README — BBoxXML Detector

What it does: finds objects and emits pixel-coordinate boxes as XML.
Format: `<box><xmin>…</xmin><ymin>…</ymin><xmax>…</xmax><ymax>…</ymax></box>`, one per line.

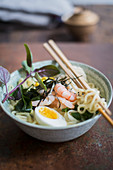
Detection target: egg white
<box><xmin>35</xmin><ymin>106</ymin><xmax>67</xmax><ymax>127</ymax></box>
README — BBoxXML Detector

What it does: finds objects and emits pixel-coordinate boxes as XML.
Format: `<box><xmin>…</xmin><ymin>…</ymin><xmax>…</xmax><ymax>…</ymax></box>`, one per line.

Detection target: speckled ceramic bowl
<box><xmin>0</xmin><ymin>60</ymin><xmax>112</xmax><ymax>142</ymax></box>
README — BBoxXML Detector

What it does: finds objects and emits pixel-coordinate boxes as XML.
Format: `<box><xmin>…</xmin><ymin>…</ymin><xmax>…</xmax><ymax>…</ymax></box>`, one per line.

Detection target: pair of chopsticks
<box><xmin>43</xmin><ymin>40</ymin><xmax>113</xmax><ymax>126</ymax></box>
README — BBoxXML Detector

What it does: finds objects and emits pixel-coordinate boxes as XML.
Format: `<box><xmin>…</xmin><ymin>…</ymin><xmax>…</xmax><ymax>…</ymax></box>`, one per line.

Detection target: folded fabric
<box><xmin>0</xmin><ymin>10</ymin><xmax>51</xmax><ymax>27</ymax></box>
<box><xmin>0</xmin><ymin>0</ymin><xmax>74</xmax><ymax>27</ymax></box>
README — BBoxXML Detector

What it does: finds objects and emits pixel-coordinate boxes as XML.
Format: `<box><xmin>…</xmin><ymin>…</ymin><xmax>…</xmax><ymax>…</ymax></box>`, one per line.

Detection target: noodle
<box><xmin>9</xmin><ymin>66</ymin><xmax>107</xmax><ymax>126</ymax></box>
<box><xmin>76</xmin><ymin>88</ymin><xmax>107</xmax><ymax>114</ymax></box>
<box><xmin>64</xmin><ymin>110</ymin><xmax>80</xmax><ymax>125</ymax></box>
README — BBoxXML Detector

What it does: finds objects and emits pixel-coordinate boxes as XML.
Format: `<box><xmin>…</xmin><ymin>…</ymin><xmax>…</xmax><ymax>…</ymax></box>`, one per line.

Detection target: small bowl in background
<box><xmin>61</xmin><ymin>7</ymin><xmax>100</xmax><ymax>41</ymax></box>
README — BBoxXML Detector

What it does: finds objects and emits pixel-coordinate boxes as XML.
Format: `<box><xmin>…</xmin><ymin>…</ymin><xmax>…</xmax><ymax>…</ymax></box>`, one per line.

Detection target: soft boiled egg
<box><xmin>35</xmin><ymin>106</ymin><xmax>67</xmax><ymax>127</ymax></box>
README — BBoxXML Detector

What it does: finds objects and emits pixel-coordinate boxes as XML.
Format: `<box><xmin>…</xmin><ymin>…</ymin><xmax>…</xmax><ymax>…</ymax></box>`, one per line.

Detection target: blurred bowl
<box><xmin>0</xmin><ymin>60</ymin><xmax>112</xmax><ymax>142</ymax></box>
<box><xmin>62</xmin><ymin>7</ymin><xmax>100</xmax><ymax>40</ymax></box>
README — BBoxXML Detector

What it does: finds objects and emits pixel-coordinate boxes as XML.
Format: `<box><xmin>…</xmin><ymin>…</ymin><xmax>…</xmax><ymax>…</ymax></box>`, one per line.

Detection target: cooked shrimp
<box><xmin>40</xmin><ymin>95</ymin><xmax>55</xmax><ymax>106</ymax></box>
<box><xmin>50</xmin><ymin>96</ymin><xmax>75</xmax><ymax>109</ymax></box>
<box><xmin>54</xmin><ymin>83</ymin><xmax>77</xmax><ymax>102</ymax></box>
<box><xmin>32</xmin><ymin>95</ymin><xmax>55</xmax><ymax>107</ymax></box>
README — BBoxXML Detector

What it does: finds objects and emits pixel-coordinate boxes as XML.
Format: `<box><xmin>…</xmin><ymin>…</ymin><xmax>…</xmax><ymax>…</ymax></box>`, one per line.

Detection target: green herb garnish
<box><xmin>1</xmin><ymin>44</ymin><xmax>60</xmax><ymax>103</ymax></box>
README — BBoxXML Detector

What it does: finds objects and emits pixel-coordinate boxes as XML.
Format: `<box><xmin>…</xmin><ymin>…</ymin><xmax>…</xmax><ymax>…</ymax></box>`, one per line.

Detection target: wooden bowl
<box><xmin>62</xmin><ymin>7</ymin><xmax>100</xmax><ymax>40</ymax></box>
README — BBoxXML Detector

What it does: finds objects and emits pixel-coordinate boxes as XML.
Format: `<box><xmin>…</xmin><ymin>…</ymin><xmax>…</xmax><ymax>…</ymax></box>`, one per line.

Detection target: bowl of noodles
<box><xmin>0</xmin><ymin>60</ymin><xmax>112</xmax><ymax>142</ymax></box>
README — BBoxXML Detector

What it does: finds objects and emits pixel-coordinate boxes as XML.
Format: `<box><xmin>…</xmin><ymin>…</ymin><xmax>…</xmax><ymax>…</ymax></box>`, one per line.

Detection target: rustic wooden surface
<box><xmin>0</xmin><ymin>43</ymin><xmax>113</xmax><ymax>170</ymax></box>
<box><xmin>0</xmin><ymin>5</ymin><xmax>113</xmax><ymax>43</ymax></box>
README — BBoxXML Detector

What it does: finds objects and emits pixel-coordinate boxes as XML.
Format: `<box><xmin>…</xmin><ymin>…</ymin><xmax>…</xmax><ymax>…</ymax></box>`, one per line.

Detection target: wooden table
<box><xmin>0</xmin><ymin>43</ymin><xmax>113</xmax><ymax>170</ymax></box>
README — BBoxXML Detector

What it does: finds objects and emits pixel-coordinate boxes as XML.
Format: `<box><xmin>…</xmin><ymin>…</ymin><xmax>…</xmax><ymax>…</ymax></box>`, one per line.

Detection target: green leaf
<box><xmin>15</xmin><ymin>85</ymin><xmax>32</xmax><ymax>112</ymax></box>
<box><xmin>62</xmin><ymin>107</ymin><xmax>70</xmax><ymax>112</ymax></box>
<box><xmin>71</xmin><ymin>112</ymin><xmax>81</xmax><ymax>120</ymax></box>
<box><xmin>82</xmin><ymin>111</ymin><xmax>93</xmax><ymax>120</ymax></box>
<box><xmin>35</xmin><ymin>72</ymin><xmax>47</xmax><ymax>91</ymax></box>
<box><xmin>10</xmin><ymin>87</ymin><xmax>21</xmax><ymax>100</ymax></box>
<box><xmin>24</xmin><ymin>44</ymin><xmax>33</xmax><ymax>68</ymax></box>
<box><xmin>15</xmin><ymin>97</ymin><xmax>32</xmax><ymax>112</ymax></box>
<box><xmin>15</xmin><ymin>99</ymin><xmax>24</xmax><ymax>112</ymax></box>
<box><xmin>71</xmin><ymin>110</ymin><xmax>93</xmax><ymax>121</ymax></box>
<box><xmin>22</xmin><ymin>60</ymin><xmax>31</xmax><ymax>74</ymax></box>
<box><xmin>24</xmin><ymin>88</ymin><xmax>41</xmax><ymax>101</ymax></box>
<box><xmin>74</xmin><ymin>104</ymin><xmax>78</xmax><ymax>111</ymax></box>
<box><xmin>35</xmin><ymin>65</ymin><xmax>60</xmax><ymax>77</ymax></box>
<box><xmin>31</xmin><ymin>96</ymin><xmax>41</xmax><ymax>101</ymax></box>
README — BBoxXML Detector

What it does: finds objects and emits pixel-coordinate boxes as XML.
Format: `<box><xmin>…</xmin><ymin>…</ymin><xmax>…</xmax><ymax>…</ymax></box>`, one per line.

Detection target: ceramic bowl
<box><xmin>0</xmin><ymin>60</ymin><xmax>112</xmax><ymax>142</ymax></box>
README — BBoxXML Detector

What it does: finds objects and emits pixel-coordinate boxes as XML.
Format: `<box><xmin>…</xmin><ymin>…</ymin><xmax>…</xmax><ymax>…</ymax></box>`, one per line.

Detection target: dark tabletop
<box><xmin>0</xmin><ymin>43</ymin><xmax>113</xmax><ymax>170</ymax></box>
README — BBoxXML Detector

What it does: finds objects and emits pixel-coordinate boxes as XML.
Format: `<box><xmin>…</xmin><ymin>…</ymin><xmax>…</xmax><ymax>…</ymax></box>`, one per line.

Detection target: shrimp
<box><xmin>54</xmin><ymin>83</ymin><xmax>77</xmax><ymax>102</ymax></box>
<box><xmin>32</xmin><ymin>95</ymin><xmax>55</xmax><ymax>107</ymax></box>
<box><xmin>50</xmin><ymin>96</ymin><xmax>75</xmax><ymax>109</ymax></box>
<box><xmin>40</xmin><ymin>95</ymin><xmax>55</xmax><ymax>106</ymax></box>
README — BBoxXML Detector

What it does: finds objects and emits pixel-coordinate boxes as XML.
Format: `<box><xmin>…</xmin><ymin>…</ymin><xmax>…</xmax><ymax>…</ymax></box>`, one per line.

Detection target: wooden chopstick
<box><xmin>43</xmin><ymin>40</ymin><xmax>113</xmax><ymax>126</ymax></box>
<box><xmin>48</xmin><ymin>40</ymin><xmax>112</xmax><ymax>116</ymax></box>
<box><xmin>48</xmin><ymin>40</ymin><xmax>90</xmax><ymax>90</ymax></box>
<box><xmin>43</xmin><ymin>43</ymin><xmax>83</xmax><ymax>89</ymax></box>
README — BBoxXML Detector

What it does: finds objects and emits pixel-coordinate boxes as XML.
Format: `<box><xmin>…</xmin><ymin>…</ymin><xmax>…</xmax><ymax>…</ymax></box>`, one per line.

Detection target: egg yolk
<box><xmin>35</xmin><ymin>77</ymin><xmax>55</xmax><ymax>87</ymax></box>
<box><xmin>39</xmin><ymin>107</ymin><xmax>58</xmax><ymax>119</ymax></box>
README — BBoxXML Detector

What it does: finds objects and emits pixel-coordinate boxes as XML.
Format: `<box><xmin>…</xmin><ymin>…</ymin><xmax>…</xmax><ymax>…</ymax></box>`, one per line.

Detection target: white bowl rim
<box><xmin>0</xmin><ymin>60</ymin><xmax>112</xmax><ymax>130</ymax></box>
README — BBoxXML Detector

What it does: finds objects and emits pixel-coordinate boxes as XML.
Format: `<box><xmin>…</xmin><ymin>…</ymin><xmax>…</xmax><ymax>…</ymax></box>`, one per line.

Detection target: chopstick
<box><xmin>43</xmin><ymin>43</ymin><xmax>83</xmax><ymax>89</ymax></box>
<box><xmin>48</xmin><ymin>40</ymin><xmax>112</xmax><ymax>116</ymax></box>
<box><xmin>43</xmin><ymin>40</ymin><xmax>113</xmax><ymax>126</ymax></box>
<box><xmin>48</xmin><ymin>40</ymin><xmax>90</xmax><ymax>90</ymax></box>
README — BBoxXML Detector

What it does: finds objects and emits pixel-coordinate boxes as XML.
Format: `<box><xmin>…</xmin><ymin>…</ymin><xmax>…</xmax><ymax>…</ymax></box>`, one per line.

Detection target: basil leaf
<box><xmin>0</xmin><ymin>66</ymin><xmax>10</xmax><ymax>85</ymax></box>
<box><xmin>24</xmin><ymin>44</ymin><xmax>33</xmax><ymax>68</ymax></box>
<box><xmin>35</xmin><ymin>72</ymin><xmax>47</xmax><ymax>91</ymax></box>
<box><xmin>35</xmin><ymin>65</ymin><xmax>60</xmax><ymax>77</ymax></box>
<box><xmin>22</xmin><ymin>60</ymin><xmax>31</xmax><ymax>74</ymax></box>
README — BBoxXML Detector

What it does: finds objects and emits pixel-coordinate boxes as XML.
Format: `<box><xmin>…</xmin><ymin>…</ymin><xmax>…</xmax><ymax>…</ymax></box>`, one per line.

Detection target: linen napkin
<box><xmin>0</xmin><ymin>0</ymin><xmax>74</xmax><ymax>27</ymax></box>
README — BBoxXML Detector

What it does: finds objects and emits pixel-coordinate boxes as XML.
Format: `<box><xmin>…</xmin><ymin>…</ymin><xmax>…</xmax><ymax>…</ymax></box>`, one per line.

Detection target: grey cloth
<box><xmin>70</xmin><ymin>0</ymin><xmax>113</xmax><ymax>5</ymax></box>
<box><xmin>0</xmin><ymin>0</ymin><xmax>74</xmax><ymax>27</ymax></box>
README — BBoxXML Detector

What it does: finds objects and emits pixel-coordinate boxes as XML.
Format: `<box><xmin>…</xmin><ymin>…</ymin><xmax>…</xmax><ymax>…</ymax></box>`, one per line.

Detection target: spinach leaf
<box><xmin>71</xmin><ymin>112</ymin><xmax>81</xmax><ymax>121</ymax></box>
<box><xmin>82</xmin><ymin>110</ymin><xmax>93</xmax><ymax>120</ymax></box>
<box><xmin>71</xmin><ymin>110</ymin><xmax>93</xmax><ymax>121</ymax></box>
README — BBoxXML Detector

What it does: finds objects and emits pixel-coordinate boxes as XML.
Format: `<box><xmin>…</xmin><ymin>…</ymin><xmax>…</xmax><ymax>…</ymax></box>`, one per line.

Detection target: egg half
<box><xmin>35</xmin><ymin>106</ymin><xmax>67</xmax><ymax>127</ymax></box>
